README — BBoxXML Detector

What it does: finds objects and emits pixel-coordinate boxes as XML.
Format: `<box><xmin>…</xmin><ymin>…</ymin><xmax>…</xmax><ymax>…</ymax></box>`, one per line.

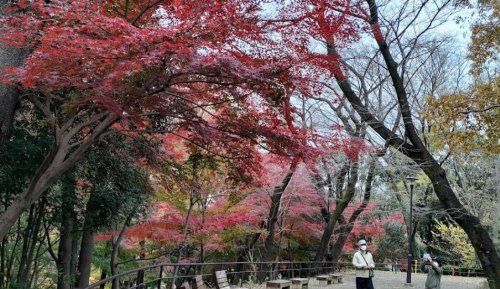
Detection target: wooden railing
<box><xmin>84</xmin><ymin>261</ymin><xmax>345</xmax><ymax>289</ymax></box>
<box><xmin>84</xmin><ymin>260</ymin><xmax>485</xmax><ymax>289</ymax></box>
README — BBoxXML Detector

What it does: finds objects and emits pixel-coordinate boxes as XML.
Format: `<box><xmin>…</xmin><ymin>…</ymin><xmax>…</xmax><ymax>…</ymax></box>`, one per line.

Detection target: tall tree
<box><xmin>0</xmin><ymin>0</ymin><xmax>314</xmax><ymax>239</ymax></box>
<box><xmin>0</xmin><ymin>0</ymin><xmax>26</xmax><ymax>148</ymax></box>
<box><xmin>264</xmin><ymin>0</ymin><xmax>498</xmax><ymax>286</ymax></box>
<box><xmin>306</xmin><ymin>1</ymin><xmax>499</xmax><ymax>286</ymax></box>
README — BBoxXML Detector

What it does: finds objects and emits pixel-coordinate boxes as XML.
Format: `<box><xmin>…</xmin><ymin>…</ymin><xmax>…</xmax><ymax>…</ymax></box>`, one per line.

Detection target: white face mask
<box><xmin>360</xmin><ymin>245</ymin><xmax>367</xmax><ymax>251</ymax></box>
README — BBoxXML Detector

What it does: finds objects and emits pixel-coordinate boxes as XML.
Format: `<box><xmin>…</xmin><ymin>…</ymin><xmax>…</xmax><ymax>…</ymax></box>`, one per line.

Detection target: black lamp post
<box><xmin>406</xmin><ymin>174</ymin><xmax>417</xmax><ymax>285</ymax></box>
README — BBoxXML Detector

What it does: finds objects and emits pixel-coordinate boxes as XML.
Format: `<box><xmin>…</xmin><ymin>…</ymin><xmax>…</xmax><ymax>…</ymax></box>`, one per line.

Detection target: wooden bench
<box><xmin>328</xmin><ymin>274</ymin><xmax>343</xmax><ymax>284</ymax></box>
<box><xmin>266</xmin><ymin>279</ymin><xmax>291</xmax><ymax>289</ymax></box>
<box><xmin>192</xmin><ymin>275</ymin><xmax>207</xmax><ymax>289</ymax></box>
<box><xmin>290</xmin><ymin>278</ymin><xmax>308</xmax><ymax>289</ymax></box>
<box><xmin>214</xmin><ymin>270</ymin><xmax>245</xmax><ymax>289</ymax></box>
<box><xmin>316</xmin><ymin>275</ymin><xmax>332</xmax><ymax>287</ymax></box>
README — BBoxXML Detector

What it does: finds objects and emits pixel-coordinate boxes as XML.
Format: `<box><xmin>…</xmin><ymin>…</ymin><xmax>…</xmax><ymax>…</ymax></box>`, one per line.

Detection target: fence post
<box><xmin>158</xmin><ymin>265</ymin><xmax>164</xmax><ymax>289</ymax></box>
<box><xmin>137</xmin><ymin>269</ymin><xmax>145</xmax><ymax>289</ymax></box>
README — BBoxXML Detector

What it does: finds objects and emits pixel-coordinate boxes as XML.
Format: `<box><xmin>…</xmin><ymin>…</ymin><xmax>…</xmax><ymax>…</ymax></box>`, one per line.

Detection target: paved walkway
<box><xmin>304</xmin><ymin>271</ymin><xmax>487</xmax><ymax>289</ymax></box>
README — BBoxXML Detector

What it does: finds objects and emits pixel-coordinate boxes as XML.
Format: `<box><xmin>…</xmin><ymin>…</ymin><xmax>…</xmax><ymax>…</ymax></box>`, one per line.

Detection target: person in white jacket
<box><xmin>352</xmin><ymin>239</ymin><xmax>375</xmax><ymax>289</ymax></box>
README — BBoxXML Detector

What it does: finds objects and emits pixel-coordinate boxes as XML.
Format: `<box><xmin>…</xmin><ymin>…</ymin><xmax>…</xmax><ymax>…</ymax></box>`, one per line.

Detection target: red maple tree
<box><xmin>0</xmin><ymin>0</ymin><xmax>338</xmax><ymax>238</ymax></box>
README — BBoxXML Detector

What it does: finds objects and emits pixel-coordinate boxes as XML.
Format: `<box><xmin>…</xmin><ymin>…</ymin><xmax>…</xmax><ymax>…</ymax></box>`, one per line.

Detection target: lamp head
<box><xmin>406</xmin><ymin>175</ymin><xmax>417</xmax><ymax>186</ymax></box>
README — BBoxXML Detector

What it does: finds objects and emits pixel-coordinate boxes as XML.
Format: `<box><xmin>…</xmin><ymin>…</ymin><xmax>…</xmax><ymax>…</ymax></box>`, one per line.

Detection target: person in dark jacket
<box><xmin>420</xmin><ymin>256</ymin><xmax>442</xmax><ymax>289</ymax></box>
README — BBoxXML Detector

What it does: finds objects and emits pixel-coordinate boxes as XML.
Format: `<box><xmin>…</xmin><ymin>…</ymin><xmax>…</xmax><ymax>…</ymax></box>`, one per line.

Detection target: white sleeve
<box><xmin>352</xmin><ymin>252</ymin><xmax>364</xmax><ymax>268</ymax></box>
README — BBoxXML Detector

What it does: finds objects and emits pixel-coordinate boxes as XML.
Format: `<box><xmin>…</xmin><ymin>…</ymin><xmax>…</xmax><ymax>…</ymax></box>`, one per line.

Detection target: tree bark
<box><xmin>57</xmin><ymin>178</ymin><xmax>76</xmax><ymax>289</ymax></box>
<box><xmin>75</xmin><ymin>194</ymin><xmax>98</xmax><ymax>288</ymax></box>
<box><xmin>262</xmin><ymin>171</ymin><xmax>293</xmax><ymax>261</ymax></box>
<box><xmin>330</xmin><ymin>158</ymin><xmax>376</xmax><ymax>262</ymax></box>
<box><xmin>57</xmin><ymin>212</ymin><xmax>74</xmax><ymax>289</ymax></box>
<box><xmin>0</xmin><ymin>0</ymin><xmax>26</xmax><ymax>149</ymax></box>
<box><xmin>16</xmin><ymin>204</ymin><xmax>35</xmax><ymax>285</ymax></box>
<box><xmin>76</xmin><ymin>217</ymin><xmax>94</xmax><ymax>288</ymax></box>
<box><xmin>0</xmin><ymin>112</ymin><xmax>118</xmax><ymax>240</ymax></box>
<box><xmin>420</xmin><ymin>160</ymin><xmax>500</xmax><ymax>288</ymax></box>
<box><xmin>315</xmin><ymin>161</ymin><xmax>359</xmax><ymax>261</ymax></box>
<box><xmin>70</xmin><ymin>231</ymin><xmax>79</xmax><ymax>286</ymax></box>
<box><xmin>18</xmin><ymin>199</ymin><xmax>45</xmax><ymax>282</ymax></box>
<box><xmin>5</xmin><ymin>222</ymin><xmax>22</xmax><ymax>289</ymax></box>
<box><xmin>0</xmin><ymin>237</ymin><xmax>5</xmax><ymax>289</ymax></box>
<box><xmin>29</xmin><ymin>238</ymin><xmax>44</xmax><ymax>288</ymax></box>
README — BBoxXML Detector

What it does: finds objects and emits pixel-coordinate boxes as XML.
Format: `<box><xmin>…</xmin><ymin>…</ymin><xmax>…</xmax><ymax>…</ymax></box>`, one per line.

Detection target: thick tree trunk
<box><xmin>0</xmin><ymin>70</ymin><xmax>20</xmax><ymax>148</ymax></box>
<box><xmin>76</xmin><ymin>192</ymin><xmax>98</xmax><ymax>289</ymax></box>
<box><xmin>70</xmin><ymin>232</ymin><xmax>79</xmax><ymax>286</ymax></box>
<box><xmin>57</xmin><ymin>213</ymin><xmax>74</xmax><ymax>289</ymax></box>
<box><xmin>365</xmin><ymin>1</ymin><xmax>500</xmax><ymax>286</ymax></box>
<box><xmin>57</xmin><ymin>179</ymin><xmax>76</xmax><ymax>289</ymax></box>
<box><xmin>316</xmin><ymin>161</ymin><xmax>359</xmax><ymax>261</ymax></box>
<box><xmin>262</xmin><ymin>171</ymin><xmax>293</xmax><ymax>261</ymax></box>
<box><xmin>75</xmin><ymin>228</ymin><xmax>95</xmax><ymax>288</ymax></box>
<box><xmin>0</xmin><ymin>143</ymin><xmax>59</xmax><ymax>240</ymax></box>
<box><xmin>0</xmin><ymin>0</ymin><xmax>26</xmax><ymax>149</ymax></box>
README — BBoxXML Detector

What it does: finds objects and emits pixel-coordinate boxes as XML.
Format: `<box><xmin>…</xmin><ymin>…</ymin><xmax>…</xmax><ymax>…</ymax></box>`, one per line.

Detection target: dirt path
<box><xmin>246</xmin><ymin>271</ymin><xmax>488</xmax><ymax>289</ymax></box>
<box><xmin>305</xmin><ymin>271</ymin><xmax>487</xmax><ymax>289</ymax></box>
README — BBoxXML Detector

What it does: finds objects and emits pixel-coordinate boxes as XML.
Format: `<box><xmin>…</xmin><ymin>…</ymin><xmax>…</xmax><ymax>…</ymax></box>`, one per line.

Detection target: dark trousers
<box><xmin>355</xmin><ymin>277</ymin><xmax>374</xmax><ymax>289</ymax></box>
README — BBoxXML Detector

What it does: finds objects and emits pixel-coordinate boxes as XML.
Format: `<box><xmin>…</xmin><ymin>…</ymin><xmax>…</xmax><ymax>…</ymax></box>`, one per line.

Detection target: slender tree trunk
<box><xmin>29</xmin><ymin>239</ymin><xmax>44</xmax><ymax>288</ymax></box>
<box><xmin>330</xmin><ymin>158</ymin><xmax>376</xmax><ymax>262</ymax></box>
<box><xmin>111</xmin><ymin>216</ymin><xmax>132</xmax><ymax>289</ymax></box>
<box><xmin>171</xmin><ymin>198</ymin><xmax>196</xmax><ymax>289</ymax></box>
<box><xmin>0</xmin><ymin>237</ymin><xmax>5</xmax><ymax>289</ymax></box>
<box><xmin>316</xmin><ymin>161</ymin><xmax>359</xmax><ymax>261</ymax></box>
<box><xmin>235</xmin><ymin>220</ymin><xmax>265</xmax><ymax>282</ymax></box>
<box><xmin>262</xmin><ymin>171</ymin><xmax>293</xmax><ymax>261</ymax></box>
<box><xmin>18</xmin><ymin>199</ymin><xmax>45</xmax><ymax>282</ymax></box>
<box><xmin>17</xmin><ymin>204</ymin><xmax>35</xmax><ymax>284</ymax></box>
<box><xmin>5</xmin><ymin>222</ymin><xmax>22</xmax><ymax>289</ymax></box>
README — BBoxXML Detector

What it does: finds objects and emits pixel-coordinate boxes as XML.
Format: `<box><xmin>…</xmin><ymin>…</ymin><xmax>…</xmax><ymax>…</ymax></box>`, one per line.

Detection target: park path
<box><xmin>303</xmin><ymin>270</ymin><xmax>487</xmax><ymax>289</ymax></box>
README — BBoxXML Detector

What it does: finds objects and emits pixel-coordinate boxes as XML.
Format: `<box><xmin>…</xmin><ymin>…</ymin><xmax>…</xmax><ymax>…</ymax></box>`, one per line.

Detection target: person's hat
<box><xmin>358</xmin><ymin>239</ymin><xmax>367</xmax><ymax>246</ymax></box>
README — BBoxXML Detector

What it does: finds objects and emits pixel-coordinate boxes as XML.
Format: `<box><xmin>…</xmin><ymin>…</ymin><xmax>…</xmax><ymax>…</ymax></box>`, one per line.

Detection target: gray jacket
<box><xmin>420</xmin><ymin>261</ymin><xmax>442</xmax><ymax>289</ymax></box>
